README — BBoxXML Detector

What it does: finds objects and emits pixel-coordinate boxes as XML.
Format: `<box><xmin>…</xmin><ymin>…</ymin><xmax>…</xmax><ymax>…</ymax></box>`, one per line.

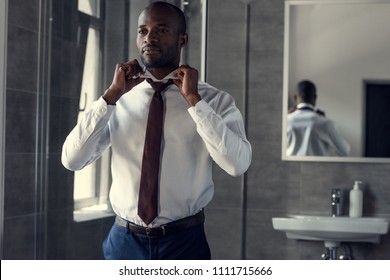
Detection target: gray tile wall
<box><xmin>3</xmin><ymin>0</ymin><xmax>390</xmax><ymax>260</ymax></box>
<box><xmin>4</xmin><ymin>0</ymin><xmax>40</xmax><ymax>259</ymax></box>
<box><xmin>3</xmin><ymin>0</ymin><xmax>113</xmax><ymax>260</ymax></box>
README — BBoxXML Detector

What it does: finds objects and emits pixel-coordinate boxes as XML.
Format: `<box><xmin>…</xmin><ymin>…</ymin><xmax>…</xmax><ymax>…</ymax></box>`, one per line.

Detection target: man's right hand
<box><xmin>103</xmin><ymin>59</ymin><xmax>145</xmax><ymax>105</ymax></box>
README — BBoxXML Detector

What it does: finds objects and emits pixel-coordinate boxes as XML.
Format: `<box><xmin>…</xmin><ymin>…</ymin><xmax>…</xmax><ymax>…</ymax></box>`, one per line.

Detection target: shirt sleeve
<box><xmin>61</xmin><ymin>97</ymin><xmax>115</xmax><ymax>171</ymax></box>
<box><xmin>188</xmin><ymin>99</ymin><xmax>252</xmax><ymax>177</ymax></box>
<box><xmin>325</xmin><ymin>120</ymin><xmax>351</xmax><ymax>156</ymax></box>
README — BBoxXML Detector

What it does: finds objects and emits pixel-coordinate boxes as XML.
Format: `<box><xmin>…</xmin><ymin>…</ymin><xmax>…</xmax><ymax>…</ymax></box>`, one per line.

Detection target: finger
<box><xmin>176</xmin><ymin>68</ymin><xmax>185</xmax><ymax>79</ymax></box>
<box><xmin>129</xmin><ymin>77</ymin><xmax>145</xmax><ymax>85</ymax></box>
<box><xmin>172</xmin><ymin>78</ymin><xmax>182</xmax><ymax>88</ymax></box>
<box><xmin>177</xmin><ymin>65</ymin><xmax>196</xmax><ymax>78</ymax></box>
<box><xmin>124</xmin><ymin>59</ymin><xmax>144</xmax><ymax>72</ymax></box>
<box><xmin>123</xmin><ymin>59</ymin><xmax>139</xmax><ymax>67</ymax></box>
<box><xmin>115</xmin><ymin>64</ymin><xmax>126</xmax><ymax>80</ymax></box>
<box><xmin>118</xmin><ymin>64</ymin><xmax>129</xmax><ymax>76</ymax></box>
<box><xmin>177</xmin><ymin>65</ymin><xmax>185</xmax><ymax>75</ymax></box>
<box><xmin>116</xmin><ymin>64</ymin><xmax>127</xmax><ymax>78</ymax></box>
<box><xmin>178</xmin><ymin>64</ymin><xmax>191</xmax><ymax>72</ymax></box>
<box><xmin>120</xmin><ymin>61</ymin><xmax>143</xmax><ymax>79</ymax></box>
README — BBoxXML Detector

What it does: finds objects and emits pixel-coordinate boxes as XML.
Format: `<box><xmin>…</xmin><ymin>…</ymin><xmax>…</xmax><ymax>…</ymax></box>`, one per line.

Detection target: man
<box><xmin>61</xmin><ymin>2</ymin><xmax>251</xmax><ymax>260</ymax></box>
<box><xmin>287</xmin><ymin>80</ymin><xmax>350</xmax><ymax>156</ymax></box>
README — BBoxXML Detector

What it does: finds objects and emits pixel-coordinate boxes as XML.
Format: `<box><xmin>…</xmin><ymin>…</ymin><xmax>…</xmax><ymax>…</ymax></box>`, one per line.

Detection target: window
<box><xmin>78</xmin><ymin>0</ymin><xmax>100</xmax><ymax>17</ymax></box>
<box><xmin>73</xmin><ymin>0</ymin><xmax>113</xmax><ymax>222</ymax></box>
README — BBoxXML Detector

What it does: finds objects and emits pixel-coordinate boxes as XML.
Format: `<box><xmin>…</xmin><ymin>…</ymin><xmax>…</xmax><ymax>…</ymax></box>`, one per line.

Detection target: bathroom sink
<box><xmin>272</xmin><ymin>215</ymin><xmax>390</xmax><ymax>246</ymax></box>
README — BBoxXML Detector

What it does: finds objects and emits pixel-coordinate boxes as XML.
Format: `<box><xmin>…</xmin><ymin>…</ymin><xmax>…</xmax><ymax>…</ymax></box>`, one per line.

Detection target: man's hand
<box><xmin>173</xmin><ymin>65</ymin><xmax>202</xmax><ymax>106</ymax></box>
<box><xmin>316</xmin><ymin>109</ymin><xmax>326</xmax><ymax>117</ymax></box>
<box><xmin>103</xmin><ymin>59</ymin><xmax>145</xmax><ymax>105</ymax></box>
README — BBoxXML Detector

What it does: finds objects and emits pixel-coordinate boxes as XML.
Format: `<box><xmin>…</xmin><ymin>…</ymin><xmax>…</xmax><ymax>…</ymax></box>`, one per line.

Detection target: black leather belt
<box><xmin>115</xmin><ymin>210</ymin><xmax>205</xmax><ymax>237</ymax></box>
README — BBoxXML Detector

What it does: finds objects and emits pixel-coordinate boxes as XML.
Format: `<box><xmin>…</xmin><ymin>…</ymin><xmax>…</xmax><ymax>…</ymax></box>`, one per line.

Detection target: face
<box><xmin>137</xmin><ymin>6</ymin><xmax>187</xmax><ymax>70</ymax></box>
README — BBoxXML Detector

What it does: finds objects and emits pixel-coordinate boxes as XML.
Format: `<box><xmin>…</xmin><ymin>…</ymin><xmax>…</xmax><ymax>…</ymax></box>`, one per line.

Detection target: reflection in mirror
<box><xmin>282</xmin><ymin>0</ymin><xmax>390</xmax><ymax>162</ymax></box>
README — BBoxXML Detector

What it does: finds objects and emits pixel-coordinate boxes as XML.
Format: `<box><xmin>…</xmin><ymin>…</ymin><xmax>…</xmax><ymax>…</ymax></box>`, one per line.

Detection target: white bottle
<box><xmin>349</xmin><ymin>181</ymin><xmax>363</xmax><ymax>217</ymax></box>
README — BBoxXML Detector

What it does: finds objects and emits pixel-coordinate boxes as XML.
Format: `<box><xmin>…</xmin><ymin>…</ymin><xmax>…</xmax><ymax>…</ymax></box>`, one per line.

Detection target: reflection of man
<box><xmin>287</xmin><ymin>80</ymin><xmax>350</xmax><ymax>156</ymax></box>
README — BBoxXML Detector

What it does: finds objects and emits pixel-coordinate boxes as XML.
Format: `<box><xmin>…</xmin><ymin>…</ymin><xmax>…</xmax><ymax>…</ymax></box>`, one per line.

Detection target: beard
<box><xmin>140</xmin><ymin>43</ymin><xmax>180</xmax><ymax>69</ymax></box>
<box><xmin>141</xmin><ymin>54</ymin><xmax>171</xmax><ymax>68</ymax></box>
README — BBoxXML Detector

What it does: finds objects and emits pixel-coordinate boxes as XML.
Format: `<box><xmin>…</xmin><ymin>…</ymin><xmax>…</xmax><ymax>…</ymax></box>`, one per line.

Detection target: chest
<box><xmin>111</xmin><ymin>89</ymin><xmax>197</xmax><ymax>143</ymax></box>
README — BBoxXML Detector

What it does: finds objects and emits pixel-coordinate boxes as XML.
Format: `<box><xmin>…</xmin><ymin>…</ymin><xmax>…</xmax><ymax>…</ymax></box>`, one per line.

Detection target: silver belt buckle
<box><xmin>144</xmin><ymin>225</ymin><xmax>166</xmax><ymax>237</ymax></box>
<box><xmin>145</xmin><ymin>227</ymin><xmax>153</xmax><ymax>236</ymax></box>
<box><xmin>161</xmin><ymin>225</ymin><xmax>166</xmax><ymax>235</ymax></box>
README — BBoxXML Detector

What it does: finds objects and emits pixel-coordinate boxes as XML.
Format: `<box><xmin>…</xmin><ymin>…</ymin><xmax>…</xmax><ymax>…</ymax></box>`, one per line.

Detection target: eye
<box><xmin>138</xmin><ymin>28</ymin><xmax>147</xmax><ymax>35</ymax></box>
<box><xmin>158</xmin><ymin>27</ymin><xmax>169</xmax><ymax>33</ymax></box>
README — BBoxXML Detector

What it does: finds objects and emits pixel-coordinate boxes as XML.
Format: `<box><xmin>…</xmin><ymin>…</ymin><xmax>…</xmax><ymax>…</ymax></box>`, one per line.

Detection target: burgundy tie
<box><xmin>138</xmin><ymin>79</ymin><xmax>172</xmax><ymax>225</ymax></box>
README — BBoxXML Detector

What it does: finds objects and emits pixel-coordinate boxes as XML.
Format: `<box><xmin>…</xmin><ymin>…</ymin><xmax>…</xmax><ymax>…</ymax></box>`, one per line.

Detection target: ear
<box><xmin>179</xmin><ymin>33</ymin><xmax>188</xmax><ymax>48</ymax></box>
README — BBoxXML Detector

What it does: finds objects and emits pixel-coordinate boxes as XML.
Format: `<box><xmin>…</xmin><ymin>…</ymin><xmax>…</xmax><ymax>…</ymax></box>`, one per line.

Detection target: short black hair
<box><xmin>297</xmin><ymin>80</ymin><xmax>317</xmax><ymax>103</ymax></box>
<box><xmin>148</xmin><ymin>1</ymin><xmax>187</xmax><ymax>34</ymax></box>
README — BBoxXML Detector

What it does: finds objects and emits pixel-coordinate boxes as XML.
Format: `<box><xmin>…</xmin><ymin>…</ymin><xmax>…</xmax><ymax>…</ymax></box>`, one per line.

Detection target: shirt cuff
<box><xmin>187</xmin><ymin>99</ymin><xmax>213</xmax><ymax>122</ymax></box>
<box><xmin>91</xmin><ymin>97</ymin><xmax>116</xmax><ymax>117</ymax></box>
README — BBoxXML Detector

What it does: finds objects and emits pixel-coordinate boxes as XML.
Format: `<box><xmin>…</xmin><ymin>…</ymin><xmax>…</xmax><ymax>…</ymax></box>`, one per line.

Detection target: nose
<box><xmin>144</xmin><ymin>30</ymin><xmax>159</xmax><ymax>44</ymax></box>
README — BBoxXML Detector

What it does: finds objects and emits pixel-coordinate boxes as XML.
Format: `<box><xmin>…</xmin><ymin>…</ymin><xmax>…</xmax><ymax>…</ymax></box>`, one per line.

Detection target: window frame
<box><xmin>73</xmin><ymin>0</ymin><xmax>114</xmax><ymax>221</ymax></box>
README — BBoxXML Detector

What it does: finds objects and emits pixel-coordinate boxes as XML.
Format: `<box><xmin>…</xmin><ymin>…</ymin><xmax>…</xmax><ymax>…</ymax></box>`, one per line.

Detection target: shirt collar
<box><xmin>139</xmin><ymin>69</ymin><xmax>179</xmax><ymax>83</ymax></box>
<box><xmin>297</xmin><ymin>103</ymin><xmax>315</xmax><ymax>110</ymax></box>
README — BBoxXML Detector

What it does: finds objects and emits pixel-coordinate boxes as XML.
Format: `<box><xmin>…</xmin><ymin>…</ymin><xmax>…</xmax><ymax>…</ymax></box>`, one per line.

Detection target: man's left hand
<box><xmin>173</xmin><ymin>65</ymin><xmax>202</xmax><ymax>106</ymax></box>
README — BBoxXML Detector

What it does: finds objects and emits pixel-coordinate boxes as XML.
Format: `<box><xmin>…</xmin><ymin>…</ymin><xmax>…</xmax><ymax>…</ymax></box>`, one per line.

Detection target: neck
<box><xmin>297</xmin><ymin>103</ymin><xmax>315</xmax><ymax>109</ymax></box>
<box><xmin>147</xmin><ymin>65</ymin><xmax>179</xmax><ymax>80</ymax></box>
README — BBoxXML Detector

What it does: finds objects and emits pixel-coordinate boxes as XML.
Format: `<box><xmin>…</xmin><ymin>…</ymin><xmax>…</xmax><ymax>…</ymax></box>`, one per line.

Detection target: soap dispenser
<box><xmin>349</xmin><ymin>181</ymin><xmax>363</xmax><ymax>217</ymax></box>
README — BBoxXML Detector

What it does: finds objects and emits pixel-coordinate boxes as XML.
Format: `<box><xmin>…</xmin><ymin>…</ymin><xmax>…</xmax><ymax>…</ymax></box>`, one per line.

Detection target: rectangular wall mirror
<box><xmin>282</xmin><ymin>0</ymin><xmax>390</xmax><ymax>163</ymax></box>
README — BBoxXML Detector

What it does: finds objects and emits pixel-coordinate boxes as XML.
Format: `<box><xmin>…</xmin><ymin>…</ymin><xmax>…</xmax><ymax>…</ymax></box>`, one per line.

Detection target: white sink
<box><xmin>272</xmin><ymin>215</ymin><xmax>390</xmax><ymax>247</ymax></box>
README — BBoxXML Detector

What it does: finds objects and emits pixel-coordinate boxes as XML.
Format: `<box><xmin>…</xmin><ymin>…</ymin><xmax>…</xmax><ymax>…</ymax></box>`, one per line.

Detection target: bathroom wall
<box><xmin>205</xmin><ymin>0</ymin><xmax>390</xmax><ymax>260</ymax></box>
<box><xmin>3</xmin><ymin>0</ymin><xmax>113</xmax><ymax>259</ymax></box>
<box><xmin>4</xmin><ymin>0</ymin><xmax>42</xmax><ymax>259</ymax></box>
<box><xmin>2</xmin><ymin>0</ymin><xmax>390</xmax><ymax>260</ymax></box>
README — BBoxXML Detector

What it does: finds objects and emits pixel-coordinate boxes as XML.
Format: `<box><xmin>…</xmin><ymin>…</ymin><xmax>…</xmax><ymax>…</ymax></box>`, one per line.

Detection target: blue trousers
<box><xmin>102</xmin><ymin>222</ymin><xmax>211</xmax><ymax>260</ymax></box>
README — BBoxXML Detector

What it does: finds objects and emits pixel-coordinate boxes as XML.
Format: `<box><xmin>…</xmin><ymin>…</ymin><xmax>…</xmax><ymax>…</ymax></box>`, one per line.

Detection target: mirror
<box><xmin>282</xmin><ymin>0</ymin><xmax>390</xmax><ymax>162</ymax></box>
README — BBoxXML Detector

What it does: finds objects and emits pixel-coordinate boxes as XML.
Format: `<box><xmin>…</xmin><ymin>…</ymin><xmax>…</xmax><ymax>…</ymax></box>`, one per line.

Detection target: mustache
<box><xmin>142</xmin><ymin>44</ymin><xmax>161</xmax><ymax>52</ymax></box>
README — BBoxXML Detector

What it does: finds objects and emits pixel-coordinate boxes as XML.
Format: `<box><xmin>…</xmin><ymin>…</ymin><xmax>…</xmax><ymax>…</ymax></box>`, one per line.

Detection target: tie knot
<box><xmin>147</xmin><ymin>78</ymin><xmax>173</xmax><ymax>93</ymax></box>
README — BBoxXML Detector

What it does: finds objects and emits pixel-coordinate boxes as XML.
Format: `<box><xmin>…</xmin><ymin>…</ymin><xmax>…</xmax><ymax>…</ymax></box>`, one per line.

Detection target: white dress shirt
<box><xmin>62</xmin><ymin>79</ymin><xmax>252</xmax><ymax>227</ymax></box>
<box><xmin>287</xmin><ymin>103</ymin><xmax>350</xmax><ymax>156</ymax></box>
